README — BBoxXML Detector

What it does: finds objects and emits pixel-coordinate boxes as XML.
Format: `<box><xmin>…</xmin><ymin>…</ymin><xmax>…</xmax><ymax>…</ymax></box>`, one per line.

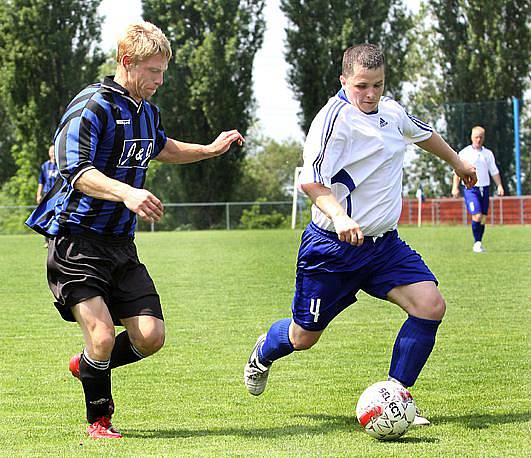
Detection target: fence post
<box><xmin>226</xmin><ymin>203</ymin><xmax>230</xmax><ymax>230</ymax></box>
<box><xmin>150</xmin><ymin>221</ymin><xmax>155</xmax><ymax>232</ymax></box>
<box><xmin>500</xmin><ymin>197</ymin><xmax>503</xmax><ymax>225</ymax></box>
<box><xmin>513</xmin><ymin>97</ymin><xmax>522</xmax><ymax>196</ymax></box>
<box><xmin>416</xmin><ymin>189</ymin><xmax>422</xmax><ymax>227</ymax></box>
<box><xmin>521</xmin><ymin>198</ymin><xmax>524</xmax><ymax>225</ymax></box>
<box><xmin>291</xmin><ymin>167</ymin><xmax>303</xmax><ymax>229</ymax></box>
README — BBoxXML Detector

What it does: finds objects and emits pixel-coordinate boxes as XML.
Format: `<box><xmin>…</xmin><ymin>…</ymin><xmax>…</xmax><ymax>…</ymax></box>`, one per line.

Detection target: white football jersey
<box><xmin>299</xmin><ymin>91</ymin><xmax>433</xmax><ymax>236</ymax></box>
<box><xmin>457</xmin><ymin>145</ymin><xmax>499</xmax><ymax>187</ymax></box>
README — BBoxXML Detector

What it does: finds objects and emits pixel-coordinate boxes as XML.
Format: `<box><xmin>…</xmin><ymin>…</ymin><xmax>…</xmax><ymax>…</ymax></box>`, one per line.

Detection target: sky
<box><xmin>98</xmin><ymin>0</ymin><xmax>420</xmax><ymax>142</ymax></box>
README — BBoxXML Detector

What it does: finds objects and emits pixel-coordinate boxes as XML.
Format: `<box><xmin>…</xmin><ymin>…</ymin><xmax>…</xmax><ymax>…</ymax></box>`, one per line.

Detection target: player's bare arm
<box><xmin>451</xmin><ymin>173</ymin><xmax>461</xmax><ymax>198</ymax></box>
<box><xmin>36</xmin><ymin>183</ymin><xmax>43</xmax><ymax>203</ymax></box>
<box><xmin>492</xmin><ymin>173</ymin><xmax>505</xmax><ymax>196</ymax></box>
<box><xmin>301</xmin><ymin>182</ymin><xmax>364</xmax><ymax>246</ymax></box>
<box><xmin>415</xmin><ymin>132</ymin><xmax>477</xmax><ymax>189</ymax></box>
<box><xmin>156</xmin><ymin>130</ymin><xmax>245</xmax><ymax>164</ymax></box>
<box><xmin>75</xmin><ymin>168</ymin><xmax>164</xmax><ymax>222</ymax></box>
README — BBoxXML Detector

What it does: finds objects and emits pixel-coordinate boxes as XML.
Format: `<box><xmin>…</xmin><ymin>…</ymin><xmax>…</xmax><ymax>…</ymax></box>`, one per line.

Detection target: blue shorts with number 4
<box><xmin>463</xmin><ymin>185</ymin><xmax>490</xmax><ymax>215</ymax></box>
<box><xmin>291</xmin><ymin>222</ymin><xmax>438</xmax><ymax>331</ymax></box>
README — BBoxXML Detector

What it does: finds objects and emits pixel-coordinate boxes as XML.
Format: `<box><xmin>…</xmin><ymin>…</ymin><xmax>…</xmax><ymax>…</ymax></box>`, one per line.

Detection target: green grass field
<box><xmin>1</xmin><ymin>226</ymin><xmax>530</xmax><ymax>457</ymax></box>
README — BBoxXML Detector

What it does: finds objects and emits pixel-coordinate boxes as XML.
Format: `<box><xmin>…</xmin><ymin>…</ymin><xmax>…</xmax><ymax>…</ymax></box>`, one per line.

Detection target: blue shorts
<box><xmin>291</xmin><ymin>223</ymin><xmax>438</xmax><ymax>331</ymax></box>
<box><xmin>464</xmin><ymin>186</ymin><xmax>490</xmax><ymax>215</ymax></box>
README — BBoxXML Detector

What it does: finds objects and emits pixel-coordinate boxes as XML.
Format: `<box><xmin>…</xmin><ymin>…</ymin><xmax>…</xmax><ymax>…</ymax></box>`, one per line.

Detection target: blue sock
<box><xmin>472</xmin><ymin>220</ymin><xmax>482</xmax><ymax>242</ymax></box>
<box><xmin>258</xmin><ymin>318</ymin><xmax>294</xmax><ymax>365</ymax></box>
<box><xmin>479</xmin><ymin>223</ymin><xmax>485</xmax><ymax>240</ymax></box>
<box><xmin>389</xmin><ymin>315</ymin><xmax>441</xmax><ymax>387</ymax></box>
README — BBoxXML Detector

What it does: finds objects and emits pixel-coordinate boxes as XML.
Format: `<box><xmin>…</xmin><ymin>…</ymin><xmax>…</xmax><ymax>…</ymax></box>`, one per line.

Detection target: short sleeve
<box><xmin>55</xmin><ymin>103</ymin><xmax>102</xmax><ymax>185</ymax></box>
<box><xmin>151</xmin><ymin>106</ymin><xmax>167</xmax><ymax>159</ymax></box>
<box><xmin>485</xmin><ymin>149</ymin><xmax>499</xmax><ymax>176</ymax></box>
<box><xmin>299</xmin><ymin>103</ymin><xmax>349</xmax><ymax>188</ymax></box>
<box><xmin>401</xmin><ymin>110</ymin><xmax>433</xmax><ymax>144</ymax></box>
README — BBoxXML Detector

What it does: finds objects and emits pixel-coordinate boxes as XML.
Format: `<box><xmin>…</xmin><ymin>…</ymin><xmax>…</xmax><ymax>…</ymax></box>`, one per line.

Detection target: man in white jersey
<box><xmin>243</xmin><ymin>44</ymin><xmax>477</xmax><ymax>426</ymax></box>
<box><xmin>452</xmin><ymin>126</ymin><xmax>504</xmax><ymax>253</ymax></box>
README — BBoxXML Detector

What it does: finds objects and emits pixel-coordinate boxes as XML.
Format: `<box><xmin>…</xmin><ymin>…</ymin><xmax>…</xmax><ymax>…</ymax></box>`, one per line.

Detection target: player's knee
<box><xmin>90</xmin><ymin>328</ymin><xmax>115</xmax><ymax>358</ymax></box>
<box><xmin>132</xmin><ymin>328</ymin><xmax>165</xmax><ymax>356</ymax></box>
<box><xmin>291</xmin><ymin>332</ymin><xmax>320</xmax><ymax>350</ymax></box>
<box><xmin>419</xmin><ymin>296</ymin><xmax>446</xmax><ymax>321</ymax></box>
<box><xmin>411</xmin><ymin>292</ymin><xmax>446</xmax><ymax>321</ymax></box>
<box><xmin>432</xmin><ymin>297</ymin><xmax>446</xmax><ymax>321</ymax></box>
<box><xmin>148</xmin><ymin>330</ymin><xmax>165</xmax><ymax>354</ymax></box>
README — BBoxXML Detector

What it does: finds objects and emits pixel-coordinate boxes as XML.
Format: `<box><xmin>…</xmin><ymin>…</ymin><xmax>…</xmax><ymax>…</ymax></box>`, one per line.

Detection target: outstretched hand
<box><xmin>207</xmin><ymin>130</ymin><xmax>245</xmax><ymax>157</ymax></box>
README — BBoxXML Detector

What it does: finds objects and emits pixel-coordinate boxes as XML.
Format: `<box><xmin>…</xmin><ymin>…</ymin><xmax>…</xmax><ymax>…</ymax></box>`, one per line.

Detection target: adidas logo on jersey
<box><xmin>379</xmin><ymin>117</ymin><xmax>388</xmax><ymax>128</ymax></box>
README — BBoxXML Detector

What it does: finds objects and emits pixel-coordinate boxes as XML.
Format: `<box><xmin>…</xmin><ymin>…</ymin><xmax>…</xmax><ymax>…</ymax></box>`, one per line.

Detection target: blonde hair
<box><xmin>471</xmin><ymin>126</ymin><xmax>485</xmax><ymax>135</ymax></box>
<box><xmin>117</xmin><ymin>21</ymin><xmax>172</xmax><ymax>64</ymax></box>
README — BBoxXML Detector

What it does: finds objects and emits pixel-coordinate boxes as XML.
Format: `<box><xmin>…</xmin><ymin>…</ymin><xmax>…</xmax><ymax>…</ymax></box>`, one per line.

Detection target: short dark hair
<box><xmin>342</xmin><ymin>44</ymin><xmax>385</xmax><ymax>76</ymax></box>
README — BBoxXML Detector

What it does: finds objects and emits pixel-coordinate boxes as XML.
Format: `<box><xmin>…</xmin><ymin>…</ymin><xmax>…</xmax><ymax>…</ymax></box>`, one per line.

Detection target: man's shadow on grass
<box><xmin>125</xmin><ymin>411</ymin><xmax>530</xmax><ymax>440</ymax></box>
<box><xmin>430</xmin><ymin>411</ymin><xmax>531</xmax><ymax>430</ymax></box>
<box><xmin>124</xmin><ymin>413</ymin><xmax>439</xmax><ymax>442</ymax></box>
<box><xmin>125</xmin><ymin>414</ymin><xmax>361</xmax><ymax>440</ymax></box>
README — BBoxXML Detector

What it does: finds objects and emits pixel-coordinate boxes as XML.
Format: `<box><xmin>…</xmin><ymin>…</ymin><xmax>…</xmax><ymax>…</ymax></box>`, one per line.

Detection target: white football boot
<box><xmin>244</xmin><ymin>334</ymin><xmax>270</xmax><ymax>396</ymax></box>
<box><xmin>412</xmin><ymin>407</ymin><xmax>431</xmax><ymax>426</ymax></box>
<box><xmin>411</xmin><ymin>407</ymin><xmax>431</xmax><ymax>426</ymax></box>
<box><xmin>388</xmin><ymin>377</ymin><xmax>431</xmax><ymax>426</ymax></box>
<box><xmin>473</xmin><ymin>241</ymin><xmax>485</xmax><ymax>253</ymax></box>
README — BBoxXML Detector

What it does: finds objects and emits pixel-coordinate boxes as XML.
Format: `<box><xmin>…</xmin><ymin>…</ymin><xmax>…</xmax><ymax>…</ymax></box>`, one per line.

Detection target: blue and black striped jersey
<box><xmin>26</xmin><ymin>77</ymin><xmax>167</xmax><ymax>237</ymax></box>
<box><xmin>38</xmin><ymin>160</ymin><xmax>59</xmax><ymax>194</ymax></box>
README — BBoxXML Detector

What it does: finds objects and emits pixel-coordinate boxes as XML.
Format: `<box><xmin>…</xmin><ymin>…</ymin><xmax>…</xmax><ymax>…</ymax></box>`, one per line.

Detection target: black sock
<box><xmin>110</xmin><ymin>331</ymin><xmax>144</xmax><ymax>369</ymax></box>
<box><xmin>79</xmin><ymin>352</ymin><xmax>112</xmax><ymax>423</ymax></box>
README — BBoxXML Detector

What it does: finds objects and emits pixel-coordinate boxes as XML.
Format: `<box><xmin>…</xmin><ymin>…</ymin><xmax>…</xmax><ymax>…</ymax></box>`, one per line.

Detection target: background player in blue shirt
<box><xmin>36</xmin><ymin>145</ymin><xmax>59</xmax><ymax>204</ymax></box>
<box><xmin>26</xmin><ymin>21</ymin><xmax>244</xmax><ymax>439</ymax></box>
<box><xmin>244</xmin><ymin>44</ymin><xmax>477</xmax><ymax>426</ymax></box>
<box><xmin>452</xmin><ymin>126</ymin><xmax>504</xmax><ymax>252</ymax></box>
<box><xmin>36</xmin><ymin>145</ymin><xmax>59</xmax><ymax>247</ymax></box>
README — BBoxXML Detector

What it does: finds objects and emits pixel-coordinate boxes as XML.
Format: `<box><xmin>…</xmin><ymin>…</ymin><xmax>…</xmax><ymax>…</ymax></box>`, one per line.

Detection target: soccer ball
<box><xmin>356</xmin><ymin>381</ymin><xmax>416</xmax><ymax>440</ymax></box>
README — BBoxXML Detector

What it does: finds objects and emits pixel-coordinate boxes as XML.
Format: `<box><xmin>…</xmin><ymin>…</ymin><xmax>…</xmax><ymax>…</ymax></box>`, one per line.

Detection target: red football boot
<box><xmin>87</xmin><ymin>417</ymin><xmax>123</xmax><ymax>439</ymax></box>
<box><xmin>69</xmin><ymin>353</ymin><xmax>82</xmax><ymax>379</ymax></box>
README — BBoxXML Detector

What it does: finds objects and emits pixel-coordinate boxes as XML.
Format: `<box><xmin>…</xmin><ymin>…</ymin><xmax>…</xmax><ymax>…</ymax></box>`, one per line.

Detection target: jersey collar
<box><xmin>101</xmin><ymin>76</ymin><xmax>144</xmax><ymax>114</ymax></box>
<box><xmin>337</xmin><ymin>88</ymin><xmax>350</xmax><ymax>103</ymax></box>
<box><xmin>337</xmin><ymin>89</ymin><xmax>379</xmax><ymax>115</ymax></box>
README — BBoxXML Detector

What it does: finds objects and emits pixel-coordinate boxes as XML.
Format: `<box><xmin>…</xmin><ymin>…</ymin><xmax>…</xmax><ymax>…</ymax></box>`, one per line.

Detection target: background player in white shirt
<box><xmin>452</xmin><ymin>126</ymin><xmax>504</xmax><ymax>252</ymax></box>
<box><xmin>244</xmin><ymin>43</ymin><xmax>477</xmax><ymax>426</ymax></box>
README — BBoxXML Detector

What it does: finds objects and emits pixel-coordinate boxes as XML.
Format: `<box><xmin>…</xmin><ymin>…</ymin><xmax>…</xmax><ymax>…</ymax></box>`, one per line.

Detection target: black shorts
<box><xmin>47</xmin><ymin>232</ymin><xmax>163</xmax><ymax>325</ymax></box>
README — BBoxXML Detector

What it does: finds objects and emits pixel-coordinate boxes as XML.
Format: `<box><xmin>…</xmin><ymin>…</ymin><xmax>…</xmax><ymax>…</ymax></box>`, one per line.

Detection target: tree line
<box><xmin>0</xmin><ymin>0</ymin><xmax>529</xmax><ymax>231</ymax></box>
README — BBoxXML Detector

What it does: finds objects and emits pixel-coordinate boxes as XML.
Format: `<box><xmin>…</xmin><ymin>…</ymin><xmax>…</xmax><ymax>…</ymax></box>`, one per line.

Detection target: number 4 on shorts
<box><xmin>310</xmin><ymin>298</ymin><xmax>321</xmax><ymax>322</ymax></box>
